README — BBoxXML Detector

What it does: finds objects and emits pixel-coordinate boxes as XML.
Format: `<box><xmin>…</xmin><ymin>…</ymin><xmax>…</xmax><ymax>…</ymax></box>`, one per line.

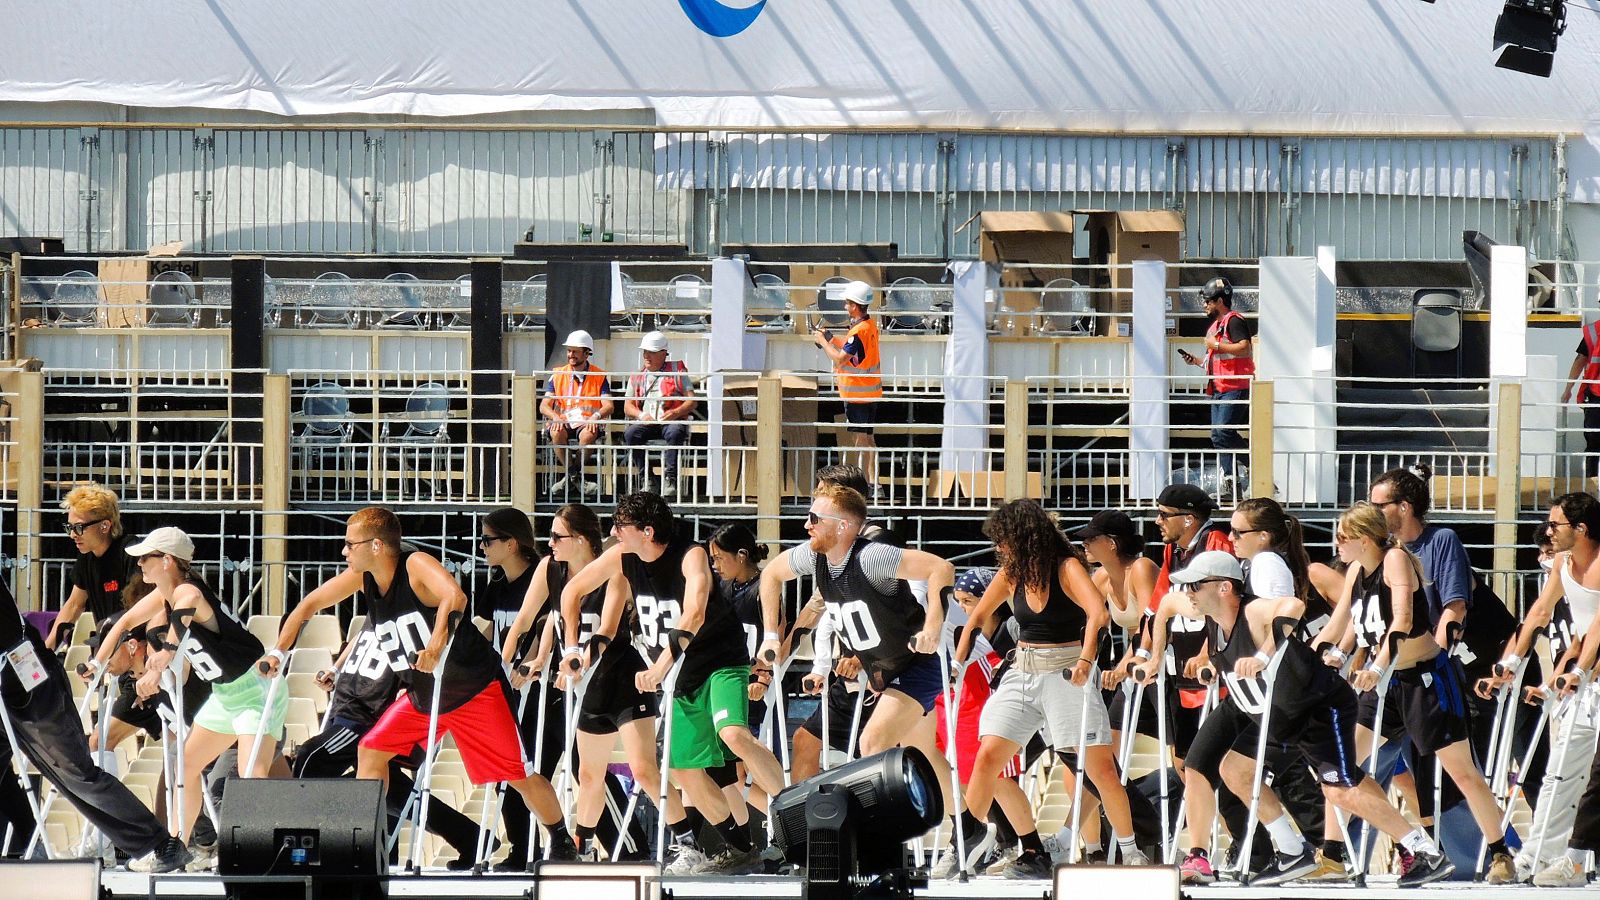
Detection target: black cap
<box><xmin>1075</xmin><ymin>510</ymin><xmax>1146</xmax><ymax>555</ymax></box>
<box><xmin>1200</xmin><ymin>276</ymin><xmax>1233</xmax><ymax>302</ymax></box>
<box><xmin>1157</xmin><ymin>483</ymin><xmax>1215</xmax><ymax>516</ymax></box>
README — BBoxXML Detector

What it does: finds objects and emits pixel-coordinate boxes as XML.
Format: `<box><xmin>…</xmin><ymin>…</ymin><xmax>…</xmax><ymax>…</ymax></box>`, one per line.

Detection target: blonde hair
<box><xmin>62</xmin><ymin>484</ymin><xmax>122</xmax><ymax>538</ymax></box>
<box><xmin>1335</xmin><ymin>501</ymin><xmax>1391</xmax><ymax>549</ymax></box>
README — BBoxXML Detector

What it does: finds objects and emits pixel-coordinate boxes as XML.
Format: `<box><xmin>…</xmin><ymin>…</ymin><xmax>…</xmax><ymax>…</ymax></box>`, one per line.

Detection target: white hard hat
<box><xmin>639</xmin><ymin>331</ymin><xmax>669</xmax><ymax>353</ymax></box>
<box><xmin>839</xmin><ymin>280</ymin><xmax>873</xmax><ymax>307</ymax></box>
<box><xmin>562</xmin><ymin>329</ymin><xmax>595</xmax><ymax>351</ymax></box>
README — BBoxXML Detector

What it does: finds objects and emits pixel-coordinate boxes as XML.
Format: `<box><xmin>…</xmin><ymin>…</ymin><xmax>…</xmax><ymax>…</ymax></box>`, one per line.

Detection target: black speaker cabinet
<box><xmin>219</xmin><ymin>777</ymin><xmax>387</xmax><ymax>899</ymax></box>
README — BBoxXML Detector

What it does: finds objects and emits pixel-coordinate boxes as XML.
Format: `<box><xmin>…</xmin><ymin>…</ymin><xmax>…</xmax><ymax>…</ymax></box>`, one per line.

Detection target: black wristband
<box><xmin>586</xmin><ymin>634</ymin><xmax>612</xmax><ymax>657</ymax></box>
<box><xmin>939</xmin><ymin>584</ymin><xmax>955</xmax><ymax>609</ymax></box>
<box><xmin>665</xmin><ymin>628</ymin><xmax>695</xmax><ymax>661</ymax></box>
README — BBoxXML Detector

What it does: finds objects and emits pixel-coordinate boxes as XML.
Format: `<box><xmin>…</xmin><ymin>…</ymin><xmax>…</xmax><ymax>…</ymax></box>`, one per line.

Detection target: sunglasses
<box><xmin>342</xmin><ymin>537</ymin><xmax>373</xmax><ymax>549</ymax></box>
<box><xmin>1154</xmin><ymin>509</ymin><xmax>1190</xmax><ymax>520</ymax></box>
<box><xmin>1229</xmin><ymin>527</ymin><xmax>1266</xmax><ymax>537</ymax></box>
<box><xmin>479</xmin><ymin>534</ymin><xmax>511</xmax><ymax>547</ymax></box>
<box><xmin>137</xmin><ymin>552</ymin><xmax>165</xmax><ymax>565</ymax></box>
<box><xmin>1181</xmin><ymin>578</ymin><xmax>1228</xmax><ymax>593</ymax></box>
<box><xmin>548</xmin><ymin>531</ymin><xmax>574</xmax><ymax>543</ymax></box>
<box><xmin>807</xmin><ymin>511</ymin><xmax>851</xmax><ymax>526</ymax></box>
<box><xmin>65</xmin><ymin>519</ymin><xmax>106</xmax><ymax>537</ymax></box>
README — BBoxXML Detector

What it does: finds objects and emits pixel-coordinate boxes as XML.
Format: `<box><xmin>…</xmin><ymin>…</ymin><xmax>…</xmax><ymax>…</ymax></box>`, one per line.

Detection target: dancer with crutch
<box><xmin>1475</xmin><ymin>492</ymin><xmax>1600</xmax><ymax>884</ymax></box>
<box><xmin>1555</xmin><ymin>600</ymin><xmax>1600</xmax><ymax>885</ymax></box>
<box><xmin>83</xmin><ymin>527</ymin><xmax>284</xmax><ymax>870</ymax></box>
<box><xmin>1314</xmin><ymin>501</ymin><xmax>1515</xmax><ymax>882</ymax></box>
<box><xmin>711</xmin><ymin>523</ymin><xmax>781</xmax><ymax>845</ymax></box>
<box><xmin>0</xmin><ymin>571</ymin><xmax>189</xmax><ymax>871</ymax></box>
<box><xmin>262</xmin><ymin>507</ymin><xmax>578</xmax><ymax>866</ymax></box>
<box><xmin>951</xmin><ymin>499</ymin><xmax>1144</xmax><ymax>878</ymax></box>
<box><xmin>513</xmin><ymin>502</ymin><xmax>682</xmax><ymax>863</ymax></box>
<box><xmin>559</xmin><ymin>492</ymin><xmax>785</xmax><ymax>875</ymax></box>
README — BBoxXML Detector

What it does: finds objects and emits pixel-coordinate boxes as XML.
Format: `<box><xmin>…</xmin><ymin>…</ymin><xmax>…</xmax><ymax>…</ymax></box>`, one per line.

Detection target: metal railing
<box><xmin>0</xmin><ymin>125</ymin><xmax>1563</xmax><ymax>261</ymax></box>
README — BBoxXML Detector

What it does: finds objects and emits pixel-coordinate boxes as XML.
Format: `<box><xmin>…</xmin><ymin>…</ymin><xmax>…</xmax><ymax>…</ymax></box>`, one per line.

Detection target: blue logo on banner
<box><xmin>679</xmin><ymin>0</ymin><xmax>767</xmax><ymax>37</ymax></box>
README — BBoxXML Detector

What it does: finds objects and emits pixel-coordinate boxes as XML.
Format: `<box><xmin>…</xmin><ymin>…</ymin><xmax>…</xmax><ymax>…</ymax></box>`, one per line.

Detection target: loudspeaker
<box><xmin>219</xmin><ymin>777</ymin><xmax>387</xmax><ymax>899</ymax></box>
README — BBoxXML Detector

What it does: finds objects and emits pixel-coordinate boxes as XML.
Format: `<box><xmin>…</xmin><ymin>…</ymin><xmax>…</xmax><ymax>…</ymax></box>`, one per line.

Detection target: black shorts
<box><xmin>1183</xmin><ymin>700</ymin><xmax>1262</xmax><ymax>789</ymax></box>
<box><xmin>1277</xmin><ymin>682</ymin><xmax>1366</xmax><ymax>789</ymax></box>
<box><xmin>844</xmin><ymin>402</ymin><xmax>878</xmax><ymax>434</ymax></box>
<box><xmin>1107</xmin><ymin>679</ymin><xmax>1202</xmax><ymax>758</ymax></box>
<box><xmin>1390</xmin><ymin>653</ymin><xmax>1471</xmax><ymax>755</ymax></box>
<box><xmin>1355</xmin><ymin>682</ymin><xmax>1407</xmax><ymax>741</ymax></box>
<box><xmin>798</xmin><ymin>674</ymin><xmax>878</xmax><ymax>753</ymax></box>
<box><xmin>110</xmin><ymin>672</ymin><xmax>209</xmax><ymax>734</ymax></box>
<box><xmin>577</xmin><ymin>654</ymin><xmax>658</xmax><ymax>735</ymax></box>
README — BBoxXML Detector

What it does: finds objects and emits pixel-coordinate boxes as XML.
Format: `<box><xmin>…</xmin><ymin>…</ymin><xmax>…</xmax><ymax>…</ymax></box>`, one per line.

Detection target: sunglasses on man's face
<box><xmin>65</xmin><ymin>519</ymin><xmax>105</xmax><ymax>537</ymax></box>
<box><xmin>807</xmin><ymin>511</ymin><xmax>850</xmax><ymax>527</ymax></box>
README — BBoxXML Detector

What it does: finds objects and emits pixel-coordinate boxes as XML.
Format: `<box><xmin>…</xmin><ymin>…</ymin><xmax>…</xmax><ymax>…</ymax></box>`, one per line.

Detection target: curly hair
<box><xmin>982</xmin><ymin>499</ymin><xmax>1083</xmax><ymax>594</ymax></box>
<box><xmin>613</xmin><ymin>492</ymin><xmax>675</xmax><ymax>544</ymax></box>
<box><xmin>63</xmin><ymin>483</ymin><xmax>122</xmax><ymax>538</ymax></box>
<box><xmin>1372</xmin><ymin>464</ymin><xmax>1432</xmax><ymax>520</ymax></box>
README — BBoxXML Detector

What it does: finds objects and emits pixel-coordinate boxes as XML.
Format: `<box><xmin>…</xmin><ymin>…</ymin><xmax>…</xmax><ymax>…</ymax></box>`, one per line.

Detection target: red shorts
<box><xmin>359</xmin><ymin>681</ymin><xmax>530</xmax><ymax>785</ymax></box>
<box><xmin>935</xmin><ymin>653</ymin><xmax>1021</xmax><ymax>782</ymax></box>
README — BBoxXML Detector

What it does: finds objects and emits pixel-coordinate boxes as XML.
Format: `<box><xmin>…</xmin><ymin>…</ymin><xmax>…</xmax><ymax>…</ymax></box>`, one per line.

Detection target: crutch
<box><xmin>1482</xmin><ymin>658</ymin><xmax>1529</xmax><ymax>801</ymax></box>
<box><xmin>1152</xmin><ymin>649</ymin><xmax>1175</xmax><ymax>864</ymax></box>
<box><xmin>474</xmin><ymin>657</ymin><xmax>544</xmax><ymax>871</ymax></box>
<box><xmin>652</xmin><ymin>654</ymin><xmax>689</xmax><ymax>866</ymax></box>
<box><xmin>74</xmin><ymin>671</ymin><xmax>119</xmax><ymax>860</ymax></box>
<box><xmin>1352</xmin><ymin>659</ymin><xmax>1396</xmax><ymax>881</ymax></box>
<box><xmin>557</xmin><ymin>655</ymin><xmax>598</xmax><ymax>835</ymax></box>
<box><xmin>0</xmin><ymin>652</ymin><xmax>58</xmax><ymax>859</ymax></box>
<box><xmin>843</xmin><ymin>669</ymin><xmax>869</xmax><ymax>763</ymax></box>
<box><xmin>1067</xmin><ymin>659</ymin><xmax>1100</xmax><ymax>864</ymax></box>
<box><xmin>818</xmin><ymin>667</ymin><xmax>834</xmax><ymax>772</ymax></box>
<box><xmin>1234</xmin><ymin>644</ymin><xmax>1288</xmax><ymax>886</ymax></box>
<box><xmin>1117</xmin><ymin>676</ymin><xmax>1145</xmax><ymax>784</ymax></box>
<box><xmin>938</xmin><ymin>647</ymin><xmax>972</xmax><ymax>877</ymax></box>
<box><xmin>405</xmin><ymin>611</ymin><xmax>463</xmax><ymax>871</ymax></box>
<box><xmin>759</xmin><ymin>645</ymin><xmax>798</xmax><ymax>788</ymax></box>
<box><xmin>1475</xmin><ymin>683</ymin><xmax>1558</xmax><ymax>876</ymax></box>
<box><xmin>244</xmin><ymin>650</ymin><xmax>291</xmax><ymax>779</ymax></box>
<box><xmin>1165</xmin><ymin>676</ymin><xmax>1220</xmax><ymax>864</ymax></box>
<box><xmin>524</xmin><ymin>656</ymin><xmax>555</xmax><ymax>867</ymax></box>
<box><xmin>1532</xmin><ymin>672</ymin><xmax>1592</xmax><ymax>870</ymax></box>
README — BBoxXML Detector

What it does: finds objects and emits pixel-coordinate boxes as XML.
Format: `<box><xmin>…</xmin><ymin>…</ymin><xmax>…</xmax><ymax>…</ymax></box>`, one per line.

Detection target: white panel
<box><xmin>1129</xmin><ymin>260</ymin><xmax>1168</xmax><ymax>502</ymax></box>
<box><xmin>1490</xmin><ymin>245</ymin><xmax>1529</xmax><ymax>380</ymax></box>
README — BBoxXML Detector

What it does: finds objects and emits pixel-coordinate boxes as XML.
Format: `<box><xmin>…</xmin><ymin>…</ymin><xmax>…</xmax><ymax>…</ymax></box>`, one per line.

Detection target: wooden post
<box><xmin>511</xmin><ymin>376</ymin><xmax>537</xmax><ymax>513</ymax></box>
<box><xmin>1003</xmin><ymin>379</ymin><xmax>1029</xmax><ymax>500</ymax></box>
<box><xmin>756</xmin><ymin>375</ymin><xmax>782</xmax><ymax>553</ymax></box>
<box><xmin>15</xmin><ymin>368</ymin><xmax>43</xmax><ymax>611</ymax></box>
<box><xmin>262</xmin><ymin>375</ymin><xmax>290</xmax><ymax>616</ymax></box>
<box><xmin>1493</xmin><ymin>381</ymin><xmax>1522</xmax><ymax>600</ymax></box>
<box><xmin>1249</xmin><ymin>379</ymin><xmax>1275</xmax><ymax>501</ymax></box>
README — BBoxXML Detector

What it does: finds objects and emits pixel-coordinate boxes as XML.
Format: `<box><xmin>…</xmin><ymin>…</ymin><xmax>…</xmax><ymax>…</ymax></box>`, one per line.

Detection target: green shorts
<box><xmin>192</xmin><ymin>670</ymin><xmax>289</xmax><ymax>740</ymax></box>
<box><xmin>668</xmin><ymin>666</ymin><xmax>749</xmax><ymax>770</ymax></box>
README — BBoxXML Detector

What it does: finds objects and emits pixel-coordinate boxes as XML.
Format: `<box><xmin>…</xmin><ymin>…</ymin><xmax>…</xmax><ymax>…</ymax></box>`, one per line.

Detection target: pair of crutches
<box><xmin>469</xmin><ymin>653</ymin><xmax>551</xmax><ymax>871</ymax></box>
<box><xmin>1128</xmin><ymin>648</ymin><xmax>1180</xmax><ymax>863</ymax></box>
<box><xmin>1163</xmin><ymin>678</ymin><xmax>1221</xmax><ymax>865</ymax></box>
<box><xmin>1528</xmin><ymin>670</ymin><xmax>1594</xmax><ymax>871</ymax></box>
<box><xmin>1230</xmin><ymin>639</ymin><xmax>1292</xmax><ymax>886</ymax></box>
<box><xmin>938</xmin><ymin>647</ymin><xmax>976</xmax><ymax>878</ymax></box>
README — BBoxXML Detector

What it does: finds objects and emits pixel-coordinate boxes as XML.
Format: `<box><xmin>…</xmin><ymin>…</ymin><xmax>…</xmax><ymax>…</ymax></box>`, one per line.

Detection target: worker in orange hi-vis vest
<box><xmin>1561</xmin><ymin>318</ymin><xmax>1600</xmax><ymax>490</ymax></box>
<box><xmin>812</xmin><ymin>281</ymin><xmax>883</xmax><ymax>499</ymax></box>
<box><xmin>539</xmin><ymin>330</ymin><xmax>614</xmax><ymax>498</ymax></box>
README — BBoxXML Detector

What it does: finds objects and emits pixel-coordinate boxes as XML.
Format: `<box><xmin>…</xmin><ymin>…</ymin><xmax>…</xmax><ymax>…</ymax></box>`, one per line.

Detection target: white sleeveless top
<box><xmin>1559</xmin><ymin>553</ymin><xmax>1600</xmax><ymax>637</ymax></box>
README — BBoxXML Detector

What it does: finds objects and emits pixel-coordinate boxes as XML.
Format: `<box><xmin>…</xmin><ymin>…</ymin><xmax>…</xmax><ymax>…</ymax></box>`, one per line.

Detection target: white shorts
<box><xmin>978</xmin><ymin>665</ymin><xmax>1111</xmax><ymax>750</ymax></box>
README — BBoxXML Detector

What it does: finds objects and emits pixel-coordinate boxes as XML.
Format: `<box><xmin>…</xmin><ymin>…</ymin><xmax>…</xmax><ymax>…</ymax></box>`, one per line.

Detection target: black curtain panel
<box><xmin>544</xmin><ymin>260</ymin><xmax>613</xmax><ymax>367</ymax></box>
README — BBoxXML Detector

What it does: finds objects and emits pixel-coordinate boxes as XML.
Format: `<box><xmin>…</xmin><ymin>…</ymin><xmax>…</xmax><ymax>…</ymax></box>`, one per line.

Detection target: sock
<box><xmin>670</xmin><ymin>816</ymin><xmax>700</xmax><ymax>848</ymax></box>
<box><xmin>1083</xmin><ymin>837</ymin><xmax>1103</xmax><ymax>854</ymax></box>
<box><xmin>1116</xmin><ymin>834</ymin><xmax>1138</xmax><ymax>856</ymax></box>
<box><xmin>1399</xmin><ymin>829</ymin><xmax>1437</xmax><ymax>856</ymax></box>
<box><xmin>1486</xmin><ymin>838</ymin><xmax>1508</xmax><ymax>858</ymax></box>
<box><xmin>1019</xmin><ymin>831</ymin><xmax>1044</xmax><ymax>856</ymax></box>
<box><xmin>715</xmin><ymin>817</ymin><xmax>752</xmax><ymax>853</ymax></box>
<box><xmin>575</xmin><ymin>824</ymin><xmax>596</xmax><ymax>852</ymax></box>
<box><xmin>990</xmin><ymin>803</ymin><xmax>1020</xmax><ymax>846</ymax></box>
<box><xmin>1264</xmin><ymin>815</ymin><xmax>1306</xmax><ymax>856</ymax></box>
<box><xmin>959</xmin><ymin>810</ymin><xmax>984</xmax><ymax>842</ymax></box>
<box><xmin>1189</xmin><ymin>846</ymin><xmax>1208</xmax><ymax>859</ymax></box>
<box><xmin>546</xmin><ymin>818</ymin><xmax>571</xmax><ymax>844</ymax></box>
<box><xmin>1322</xmin><ymin>840</ymin><xmax>1346</xmax><ymax>863</ymax></box>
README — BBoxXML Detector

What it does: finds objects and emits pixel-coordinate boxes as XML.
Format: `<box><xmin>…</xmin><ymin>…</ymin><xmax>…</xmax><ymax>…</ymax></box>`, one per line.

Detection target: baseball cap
<box><xmin>1168</xmin><ymin>549</ymin><xmax>1244</xmax><ymax>585</ymax></box>
<box><xmin>839</xmin><ymin>280</ymin><xmax>873</xmax><ymax>307</ymax></box>
<box><xmin>125</xmin><ymin>526</ymin><xmax>195</xmax><ymax>564</ymax></box>
<box><xmin>1074</xmin><ymin>510</ymin><xmax>1144</xmax><ymax>553</ymax></box>
<box><xmin>639</xmin><ymin>331</ymin><xmax>669</xmax><ymax>353</ymax></box>
<box><xmin>1156</xmin><ymin>483</ymin><xmax>1215</xmax><ymax>516</ymax></box>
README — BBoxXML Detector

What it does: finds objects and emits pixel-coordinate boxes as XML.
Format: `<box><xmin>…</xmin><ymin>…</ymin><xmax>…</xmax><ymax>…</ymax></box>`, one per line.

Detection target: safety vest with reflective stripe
<box><xmin>833</xmin><ymin>316</ymin><xmax>883</xmax><ymax>403</ymax></box>
<box><xmin>1204</xmin><ymin>308</ymin><xmax>1254</xmax><ymax>395</ymax></box>
<box><xmin>1579</xmin><ymin>320</ymin><xmax>1600</xmax><ymax>402</ymax></box>
<box><xmin>549</xmin><ymin>364</ymin><xmax>609</xmax><ymax>419</ymax></box>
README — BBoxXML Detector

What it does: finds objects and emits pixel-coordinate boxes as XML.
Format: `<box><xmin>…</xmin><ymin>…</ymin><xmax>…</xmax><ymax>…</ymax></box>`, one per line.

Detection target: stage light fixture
<box><xmin>1493</xmin><ymin>0</ymin><xmax>1567</xmax><ymax>76</ymax></box>
<box><xmin>770</xmin><ymin>747</ymin><xmax>943</xmax><ymax>900</ymax></box>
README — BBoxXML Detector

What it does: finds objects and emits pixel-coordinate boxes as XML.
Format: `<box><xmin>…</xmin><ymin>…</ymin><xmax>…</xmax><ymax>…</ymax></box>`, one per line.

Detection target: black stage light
<box><xmin>1494</xmin><ymin>0</ymin><xmax>1567</xmax><ymax>76</ymax></box>
<box><xmin>770</xmin><ymin>747</ymin><xmax>943</xmax><ymax>900</ymax></box>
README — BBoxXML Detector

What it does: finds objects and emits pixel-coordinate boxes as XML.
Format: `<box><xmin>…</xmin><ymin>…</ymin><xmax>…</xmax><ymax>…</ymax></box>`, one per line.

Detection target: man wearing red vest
<box><xmin>1561</xmin><ymin>319</ymin><xmax>1600</xmax><ymax>485</ymax></box>
<box><xmin>539</xmin><ymin>329</ymin><xmax>614</xmax><ymax>497</ymax></box>
<box><xmin>1180</xmin><ymin>277</ymin><xmax>1254</xmax><ymax>499</ymax></box>
<box><xmin>624</xmin><ymin>330</ymin><xmax>698</xmax><ymax>499</ymax></box>
<box><xmin>813</xmin><ymin>281</ymin><xmax>883</xmax><ymax>496</ymax></box>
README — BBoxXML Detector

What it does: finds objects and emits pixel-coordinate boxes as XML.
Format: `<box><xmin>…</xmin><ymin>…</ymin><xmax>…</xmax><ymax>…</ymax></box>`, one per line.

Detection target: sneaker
<box><xmin>1485</xmin><ymin>850</ymin><xmax>1517</xmax><ymax>886</ymax></box>
<box><xmin>548</xmin><ymin>476</ymin><xmax>570</xmax><ymax>495</ymax></box>
<box><xmin>1082</xmin><ymin>849</ymin><xmax>1108</xmax><ymax>865</ymax></box>
<box><xmin>1397</xmin><ymin>849</ymin><xmax>1456</xmax><ymax>888</ymax></box>
<box><xmin>128</xmin><ymin>837</ymin><xmax>193</xmax><ymax>874</ymax></box>
<box><xmin>580</xmin><ymin>479</ymin><xmax>600</xmax><ymax>496</ymax></box>
<box><xmin>1118</xmin><ymin>845</ymin><xmax>1151</xmax><ymax>866</ymax></box>
<box><xmin>1001</xmin><ymin>849</ymin><xmax>1054</xmax><ymax>880</ymax></box>
<box><xmin>660</xmin><ymin>477</ymin><xmax>677</xmax><ymax>499</ymax></box>
<box><xmin>692</xmin><ymin>845</ymin><xmax>762</xmax><ymax>875</ymax></box>
<box><xmin>984</xmin><ymin>845</ymin><xmax>1019</xmax><ymax>875</ymax></box>
<box><xmin>932</xmin><ymin>823</ymin><xmax>996</xmax><ymax>878</ymax></box>
<box><xmin>1251</xmin><ymin>846</ymin><xmax>1319</xmax><ymax>887</ymax></box>
<box><xmin>1180</xmin><ymin>849</ymin><xmax>1217</xmax><ymax>884</ymax></box>
<box><xmin>185</xmin><ymin>840</ymin><xmax>217</xmax><ymax>873</ymax></box>
<box><xmin>1299</xmin><ymin>848</ymin><xmax>1350</xmax><ymax>883</ymax></box>
<box><xmin>930</xmin><ymin>847</ymin><xmax>960</xmax><ymax>879</ymax></box>
<box><xmin>1533</xmin><ymin>856</ymin><xmax>1588</xmax><ymax>888</ymax></box>
<box><xmin>547</xmin><ymin>834</ymin><xmax>580</xmax><ymax>861</ymax></box>
<box><xmin>664</xmin><ymin>843</ymin><xmax>708</xmax><ymax>875</ymax></box>
<box><xmin>493</xmin><ymin>853</ymin><xmax>529</xmax><ymax>873</ymax></box>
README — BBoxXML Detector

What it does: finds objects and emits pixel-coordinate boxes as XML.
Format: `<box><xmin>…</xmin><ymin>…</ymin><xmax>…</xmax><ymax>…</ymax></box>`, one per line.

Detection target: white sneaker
<box><xmin>1533</xmin><ymin>856</ymin><xmax>1588</xmax><ymax>888</ymax></box>
<box><xmin>548</xmin><ymin>476</ymin><xmax>570</xmax><ymax>495</ymax></box>
<box><xmin>660</xmin><ymin>477</ymin><xmax>677</xmax><ymax>499</ymax></box>
<box><xmin>664</xmin><ymin>843</ymin><xmax>708</xmax><ymax>875</ymax></box>
<box><xmin>984</xmin><ymin>845</ymin><xmax>1019</xmax><ymax>875</ymax></box>
<box><xmin>185</xmin><ymin>841</ymin><xmax>217</xmax><ymax>872</ymax></box>
<box><xmin>931</xmin><ymin>846</ymin><xmax>960</xmax><ymax>879</ymax></box>
<box><xmin>580</xmin><ymin>479</ymin><xmax>600</xmax><ymax>496</ymax></box>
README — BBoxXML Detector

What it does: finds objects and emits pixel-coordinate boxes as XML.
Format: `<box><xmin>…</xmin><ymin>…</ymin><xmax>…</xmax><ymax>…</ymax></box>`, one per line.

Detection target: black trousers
<box><xmin>0</xmin><ymin>728</ymin><xmax>38</xmax><ymax>855</ymax></box>
<box><xmin>291</xmin><ymin>718</ymin><xmax>480</xmax><ymax>855</ymax></box>
<box><xmin>0</xmin><ymin>642</ymin><xmax>167</xmax><ymax>857</ymax></box>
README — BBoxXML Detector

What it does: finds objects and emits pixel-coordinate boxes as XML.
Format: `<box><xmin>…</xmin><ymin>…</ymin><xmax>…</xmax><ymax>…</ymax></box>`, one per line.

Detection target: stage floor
<box><xmin>99</xmin><ymin>869</ymin><xmax>1595</xmax><ymax>900</ymax></box>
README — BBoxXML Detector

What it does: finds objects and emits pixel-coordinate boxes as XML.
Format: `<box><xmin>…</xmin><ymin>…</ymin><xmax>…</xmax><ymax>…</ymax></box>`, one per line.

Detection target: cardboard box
<box><xmin>784</xmin><ymin>264</ymin><xmax>882</xmax><ymax>334</ymax></box>
<box><xmin>98</xmin><ymin>243</ymin><xmax>202</xmax><ymax>327</ymax></box>
<box><xmin>1084</xmin><ymin>209</ymin><xmax>1184</xmax><ymax>300</ymax></box>
<box><xmin>719</xmin><ymin>374</ymin><xmax>819</xmax><ymax>498</ymax></box>
<box><xmin>978</xmin><ymin>211</ymin><xmax>1081</xmax><ymax>334</ymax></box>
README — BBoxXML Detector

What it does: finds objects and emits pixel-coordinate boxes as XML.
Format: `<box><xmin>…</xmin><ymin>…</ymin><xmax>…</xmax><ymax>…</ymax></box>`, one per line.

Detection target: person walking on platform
<box><xmin>1177</xmin><ymin>277</ymin><xmax>1253</xmax><ymax>499</ymax></box>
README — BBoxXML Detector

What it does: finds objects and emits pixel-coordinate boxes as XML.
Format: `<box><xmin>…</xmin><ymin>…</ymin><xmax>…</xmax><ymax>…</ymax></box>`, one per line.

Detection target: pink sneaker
<box><xmin>1181</xmin><ymin>849</ymin><xmax>1217</xmax><ymax>884</ymax></box>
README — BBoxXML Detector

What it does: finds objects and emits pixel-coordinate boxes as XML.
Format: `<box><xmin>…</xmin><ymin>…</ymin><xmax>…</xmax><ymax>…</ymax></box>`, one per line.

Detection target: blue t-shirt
<box><xmin>1405</xmin><ymin>524</ymin><xmax>1473</xmax><ymax>626</ymax></box>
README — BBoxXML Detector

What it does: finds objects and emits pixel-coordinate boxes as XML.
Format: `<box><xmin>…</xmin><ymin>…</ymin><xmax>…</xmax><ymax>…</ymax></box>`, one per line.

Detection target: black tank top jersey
<box><xmin>1207</xmin><ymin>613</ymin><xmax>1328</xmax><ymax>721</ymax></box>
<box><xmin>622</xmin><ymin>536</ymin><xmax>749</xmax><ymax>695</ymax></box>
<box><xmin>1351</xmin><ymin>561</ymin><xmax>1431</xmax><ymax>651</ymax></box>
<box><xmin>327</xmin><ymin>616</ymin><xmax>402</xmax><ymax>727</ymax></box>
<box><xmin>552</xmin><ymin>558</ymin><xmax>642</xmax><ymax>678</ymax></box>
<box><xmin>364</xmin><ymin>552</ymin><xmax>504</xmax><ymax>714</ymax></box>
<box><xmin>1010</xmin><ymin>562</ymin><xmax>1089</xmax><ymax>644</ymax></box>
<box><xmin>722</xmin><ymin>575</ymin><xmax>763</xmax><ymax>660</ymax></box>
<box><xmin>812</xmin><ymin>538</ymin><xmax>932</xmax><ymax>685</ymax></box>
<box><xmin>1548</xmin><ymin>598</ymin><xmax>1577</xmax><ymax>665</ymax></box>
<box><xmin>173</xmin><ymin>577</ymin><xmax>263</xmax><ymax>684</ymax></box>
<box><xmin>475</xmin><ymin>565</ymin><xmax>535</xmax><ymax>658</ymax></box>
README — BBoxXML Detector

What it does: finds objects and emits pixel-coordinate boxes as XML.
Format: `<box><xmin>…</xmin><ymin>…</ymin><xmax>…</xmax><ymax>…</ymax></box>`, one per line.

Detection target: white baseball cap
<box><xmin>125</xmin><ymin>526</ymin><xmax>196</xmax><ymax>564</ymax></box>
<box><xmin>1168</xmin><ymin>550</ymin><xmax>1243</xmax><ymax>585</ymax></box>
<box><xmin>839</xmin><ymin>280</ymin><xmax>874</xmax><ymax>307</ymax></box>
<box><xmin>563</xmin><ymin>329</ymin><xmax>595</xmax><ymax>351</ymax></box>
<box><xmin>639</xmin><ymin>331</ymin><xmax>669</xmax><ymax>353</ymax></box>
